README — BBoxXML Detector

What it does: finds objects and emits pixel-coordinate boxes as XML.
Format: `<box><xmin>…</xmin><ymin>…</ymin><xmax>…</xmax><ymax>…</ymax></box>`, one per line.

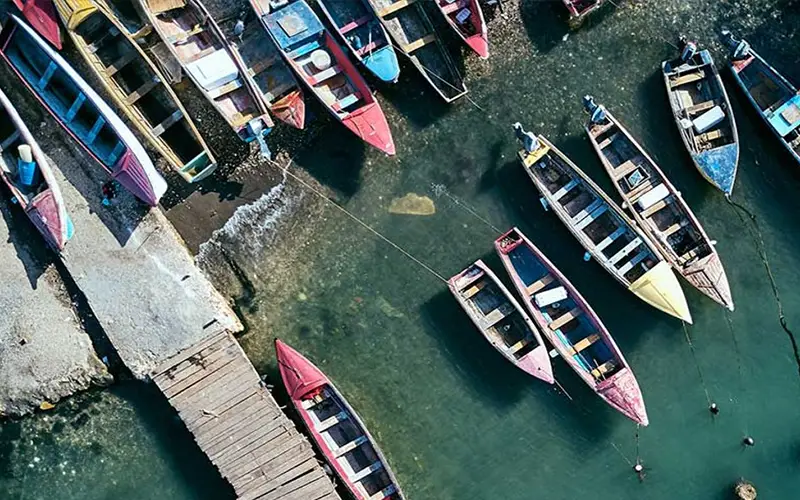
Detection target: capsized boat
<box><xmin>275</xmin><ymin>340</ymin><xmax>405</xmax><ymax>500</ymax></box>
<box><xmin>368</xmin><ymin>0</ymin><xmax>467</xmax><ymax>102</ymax></box>
<box><xmin>515</xmin><ymin>128</ymin><xmax>691</xmax><ymax>322</ymax></box>
<box><xmin>0</xmin><ymin>88</ymin><xmax>73</xmax><ymax>251</ymax></box>
<box><xmin>0</xmin><ymin>15</ymin><xmax>167</xmax><ymax>206</ymax></box>
<box><xmin>434</xmin><ymin>0</ymin><xmax>488</xmax><ymax>59</ymax></box>
<box><xmin>313</xmin><ymin>0</ymin><xmax>400</xmax><ymax>82</ymax></box>
<box><xmin>662</xmin><ymin>39</ymin><xmax>739</xmax><ymax>196</ymax></box>
<box><xmin>495</xmin><ymin>228</ymin><xmax>648</xmax><ymax>425</ymax></box>
<box><xmin>722</xmin><ymin>30</ymin><xmax>800</xmax><ymax>166</ymax></box>
<box><xmin>562</xmin><ymin>0</ymin><xmax>603</xmax><ymax>28</ymax></box>
<box><xmin>54</xmin><ymin>0</ymin><xmax>218</xmax><ymax>183</ymax></box>
<box><xmin>583</xmin><ymin>97</ymin><xmax>733</xmax><ymax>311</ymax></box>
<box><xmin>258</xmin><ymin>0</ymin><xmax>395</xmax><ymax>155</ymax></box>
<box><xmin>448</xmin><ymin>260</ymin><xmax>554</xmax><ymax>383</ymax></box>
<box><xmin>12</xmin><ymin>0</ymin><xmax>62</xmax><ymax>49</ymax></box>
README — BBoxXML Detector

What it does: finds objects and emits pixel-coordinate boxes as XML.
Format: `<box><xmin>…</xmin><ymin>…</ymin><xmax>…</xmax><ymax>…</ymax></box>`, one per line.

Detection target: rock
<box><xmin>39</xmin><ymin>401</ymin><xmax>55</xmax><ymax>410</ymax></box>
<box><xmin>388</xmin><ymin>193</ymin><xmax>436</xmax><ymax>216</ymax></box>
<box><xmin>376</xmin><ymin>296</ymin><xmax>405</xmax><ymax>319</ymax></box>
<box><xmin>735</xmin><ymin>480</ymin><xmax>757</xmax><ymax>500</ymax></box>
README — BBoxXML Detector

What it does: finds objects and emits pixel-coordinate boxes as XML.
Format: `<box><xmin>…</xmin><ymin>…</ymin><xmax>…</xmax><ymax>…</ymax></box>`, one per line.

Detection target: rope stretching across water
<box><xmin>682</xmin><ymin>322</ymin><xmax>712</xmax><ymax>406</ymax></box>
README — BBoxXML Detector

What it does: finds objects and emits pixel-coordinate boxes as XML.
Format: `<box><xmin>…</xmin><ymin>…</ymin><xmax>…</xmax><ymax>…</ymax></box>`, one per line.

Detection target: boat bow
<box><xmin>628</xmin><ymin>261</ymin><xmax>692</xmax><ymax>323</ymax></box>
<box><xmin>693</xmin><ymin>143</ymin><xmax>738</xmax><ymax>196</ymax></box>
<box><xmin>343</xmin><ymin>103</ymin><xmax>396</xmax><ymax>155</ymax></box>
<box><xmin>275</xmin><ymin>339</ymin><xmax>328</xmax><ymax>400</ymax></box>
<box><xmin>597</xmin><ymin>369</ymin><xmax>648</xmax><ymax>426</ymax></box>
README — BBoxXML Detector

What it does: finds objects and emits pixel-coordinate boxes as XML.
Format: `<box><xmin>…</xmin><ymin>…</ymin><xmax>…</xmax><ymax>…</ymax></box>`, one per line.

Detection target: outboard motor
<box><xmin>582</xmin><ymin>95</ymin><xmax>607</xmax><ymax>124</ymax></box>
<box><xmin>721</xmin><ymin>30</ymin><xmax>750</xmax><ymax>60</ymax></box>
<box><xmin>512</xmin><ymin>122</ymin><xmax>540</xmax><ymax>154</ymax></box>
<box><xmin>248</xmin><ymin>118</ymin><xmax>272</xmax><ymax>160</ymax></box>
<box><xmin>680</xmin><ymin>39</ymin><xmax>698</xmax><ymax>62</ymax></box>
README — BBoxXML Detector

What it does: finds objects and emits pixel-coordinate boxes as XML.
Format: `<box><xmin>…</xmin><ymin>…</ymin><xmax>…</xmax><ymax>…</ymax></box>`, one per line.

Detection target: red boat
<box><xmin>562</xmin><ymin>0</ymin><xmax>604</xmax><ymax>27</ymax></box>
<box><xmin>12</xmin><ymin>0</ymin><xmax>61</xmax><ymax>49</ymax></box>
<box><xmin>435</xmin><ymin>0</ymin><xmax>488</xmax><ymax>59</ymax></box>
<box><xmin>275</xmin><ymin>340</ymin><xmax>405</xmax><ymax>500</ymax></box>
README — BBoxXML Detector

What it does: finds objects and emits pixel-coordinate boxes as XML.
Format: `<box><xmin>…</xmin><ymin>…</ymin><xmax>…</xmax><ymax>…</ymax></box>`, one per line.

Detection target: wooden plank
<box><xmin>0</xmin><ymin>131</ymin><xmax>20</xmax><ymax>153</ymax></box>
<box><xmin>192</xmin><ymin>393</ymin><xmax>273</xmax><ymax>445</ymax></box>
<box><xmin>525</xmin><ymin>274</ymin><xmax>554</xmax><ymax>295</ymax></box>
<box><xmin>334</xmin><ymin>436</ymin><xmax>368</xmax><ymax>457</ymax></box>
<box><xmin>214</xmin><ymin>418</ymin><xmax>293</xmax><ymax>469</ymax></box>
<box><xmin>670</xmin><ymin>70</ymin><xmax>705</xmax><ymax>87</ymax></box>
<box><xmin>508</xmin><ymin>338</ymin><xmax>530</xmax><ymax>354</ymax></box>
<box><xmin>548</xmin><ymin>307</ymin><xmax>582</xmax><ymax>331</ymax></box>
<box><xmin>663</xmin><ymin>221</ymin><xmax>685</xmax><ymax>237</ymax></box>
<box><xmin>238</xmin><ymin>453</ymin><xmax>319</xmax><ymax>499</ymax></box>
<box><xmin>461</xmin><ymin>280</ymin><xmax>486</xmax><ymax>299</ymax></box>
<box><xmin>180</xmin><ymin>374</ymin><xmax>261</xmax><ymax>424</ymax></box>
<box><xmin>125</xmin><ymin>78</ymin><xmax>161</xmax><ymax>105</ymax></box>
<box><xmin>154</xmin><ymin>334</ymin><xmax>231</xmax><ymax>385</ymax></box>
<box><xmin>233</xmin><ymin>439</ymin><xmax>312</xmax><ymax>490</ymax></box>
<box><xmin>613</xmin><ymin>160</ymin><xmax>639</xmax><ymax>179</ymax></box>
<box><xmin>152</xmin><ymin>109</ymin><xmax>183</xmax><ymax>137</ymax></box>
<box><xmin>186</xmin><ymin>380</ymin><xmax>263</xmax><ymax>427</ymax></box>
<box><xmin>166</xmin><ymin>23</ymin><xmax>206</xmax><ymax>44</ymax></box>
<box><xmin>378</xmin><ymin>0</ymin><xmax>418</xmax><ymax>17</ymax></box>
<box><xmin>204</xmin><ymin>410</ymin><xmax>284</xmax><ymax>457</ymax></box>
<box><xmin>640</xmin><ymin>197</ymin><xmax>671</xmax><ymax>219</ymax></box>
<box><xmin>686</xmin><ymin>99</ymin><xmax>716</xmax><ymax>115</ymax></box>
<box><xmin>591</xmin><ymin>360</ymin><xmax>616</xmax><ymax>378</ymax></box>
<box><xmin>258</xmin><ymin>469</ymin><xmax>332</xmax><ymax>500</ymax></box>
<box><xmin>609</xmin><ymin>237</ymin><xmax>643</xmax><ymax>266</ymax></box>
<box><xmin>628</xmin><ymin>180</ymin><xmax>654</xmax><ymax>203</ymax></box>
<box><xmin>170</xmin><ymin>360</ymin><xmax>253</xmax><ymax>407</ymax></box>
<box><xmin>154</xmin><ymin>330</ymin><xmax>229</xmax><ymax>375</ymax></box>
<box><xmin>105</xmin><ymin>50</ymin><xmax>138</xmax><ymax>77</ymax></box>
<box><xmin>566</xmin><ymin>333</ymin><xmax>600</xmax><ymax>355</ymax></box>
<box><xmin>403</xmin><ymin>34</ymin><xmax>436</xmax><ymax>53</ymax></box>
<box><xmin>190</xmin><ymin>390</ymin><xmax>263</xmax><ymax>431</ymax></box>
<box><xmin>225</xmin><ymin>430</ymin><xmax>304</xmax><ymax>480</ymax></box>
<box><xmin>162</xmin><ymin>344</ymin><xmax>240</xmax><ymax>398</ymax></box>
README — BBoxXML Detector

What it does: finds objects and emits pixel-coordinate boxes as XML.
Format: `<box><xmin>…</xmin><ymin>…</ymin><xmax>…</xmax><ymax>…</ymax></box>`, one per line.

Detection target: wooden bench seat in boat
<box><xmin>334</xmin><ymin>436</ymin><xmax>369</xmax><ymax>457</ymax></box>
<box><xmin>300</xmin><ymin>389</ymin><xmax>330</xmax><ymax>409</ymax></box>
<box><xmin>608</xmin><ymin>237</ymin><xmax>643</xmax><ymax>266</ymax></box>
<box><xmin>617</xmin><ymin>249</ymin><xmax>650</xmax><ymax>275</ymax></box>
<box><xmin>679</xmin><ymin>247</ymin><xmax>701</xmax><ymax>265</ymax></box>
<box><xmin>370</xmin><ymin>485</ymin><xmax>398</xmax><ymax>500</ymax></box>
<box><xmin>288</xmin><ymin>40</ymin><xmax>321</xmax><ymax>60</ymax></box>
<box><xmin>566</xmin><ymin>333</ymin><xmax>600</xmax><ymax>356</ymax></box>
<box><xmin>686</xmin><ymin>99</ymin><xmax>716</xmax><ymax>115</ymax></box>
<box><xmin>697</xmin><ymin>129</ymin><xmax>727</xmax><ymax>143</ymax></box>
<box><xmin>125</xmin><ymin>77</ymin><xmax>161</xmax><ymax>105</ymax></box>
<box><xmin>332</xmin><ymin>93</ymin><xmax>362</xmax><ymax>112</ymax></box>
<box><xmin>152</xmin><ymin>110</ymin><xmax>183</xmax><ymax>137</ymax></box>
<box><xmin>571</xmin><ymin>197</ymin><xmax>603</xmax><ymax>224</ymax></box>
<box><xmin>206</xmin><ymin>78</ymin><xmax>243</xmax><ymax>99</ymax></box>
<box><xmin>596</xmin><ymin>227</ymin><xmax>627</xmax><ymax>252</ymax></box>
<box><xmin>526</xmin><ymin>274</ymin><xmax>554</xmax><ymax>295</ymax></box>
<box><xmin>264</xmin><ymin>79</ymin><xmax>296</xmax><ymax>100</ymax></box>
<box><xmin>534</xmin><ymin>286</ymin><xmax>567</xmax><ymax>307</ymax></box>
<box><xmin>597</xmin><ymin>132</ymin><xmax>619</xmax><ymax>150</ymax></box>
<box><xmin>378</xmin><ymin>0</ymin><xmax>418</xmax><ymax>17</ymax></box>
<box><xmin>614</xmin><ymin>159</ymin><xmax>640</xmax><ymax>179</ymax></box>
<box><xmin>105</xmin><ymin>50</ymin><xmax>138</xmax><ymax>77</ymax></box>
<box><xmin>591</xmin><ymin>360</ymin><xmax>615</xmax><ymax>378</ymax></box>
<box><xmin>461</xmin><ymin>279</ymin><xmax>487</xmax><ymax>299</ymax></box>
<box><xmin>65</xmin><ymin>94</ymin><xmax>87</xmax><ymax>122</ymax></box>
<box><xmin>670</xmin><ymin>70</ymin><xmax>705</xmax><ymax>88</ymax></box>
<box><xmin>248</xmin><ymin>53</ymin><xmax>280</xmax><ymax>77</ymax></box>
<box><xmin>484</xmin><ymin>303</ymin><xmax>513</xmax><ymax>325</ymax></box>
<box><xmin>575</xmin><ymin>203</ymin><xmax>608</xmax><ymax>231</ymax></box>
<box><xmin>663</xmin><ymin>219</ymin><xmax>689</xmax><ymax>238</ymax></box>
<box><xmin>403</xmin><ymin>34</ymin><xmax>436</xmax><ymax>53</ymax></box>
<box><xmin>548</xmin><ymin>307</ymin><xmax>582</xmax><ymax>331</ymax></box>
<box><xmin>184</xmin><ymin>44</ymin><xmax>218</xmax><ymax>65</ymax></box>
<box><xmin>354</xmin><ymin>41</ymin><xmax>379</xmax><ymax>56</ymax></box>
<box><xmin>591</xmin><ymin>121</ymin><xmax>615</xmax><ymax>136</ymax></box>
<box><xmin>508</xmin><ymin>338</ymin><xmax>532</xmax><ymax>355</ymax></box>
<box><xmin>86</xmin><ymin>26</ymin><xmax>120</xmax><ymax>54</ymax></box>
<box><xmin>551</xmin><ymin>178</ymin><xmax>579</xmax><ymax>202</ymax></box>
<box><xmin>309</xmin><ymin>65</ymin><xmax>343</xmax><ymax>85</ymax></box>
<box><xmin>627</xmin><ymin>179</ymin><xmax>654</xmax><ymax>204</ymax></box>
<box><xmin>640</xmin><ymin>195</ymin><xmax>673</xmax><ymax>219</ymax></box>
<box><xmin>166</xmin><ymin>23</ymin><xmax>207</xmax><ymax>44</ymax></box>
<box><xmin>351</xmin><ymin>461</ymin><xmax>384</xmax><ymax>482</ymax></box>
<box><xmin>316</xmin><ymin>410</ymin><xmax>348</xmax><ymax>432</ymax></box>
<box><xmin>231</xmin><ymin>112</ymin><xmax>257</xmax><ymax>129</ymax></box>
<box><xmin>340</xmin><ymin>15</ymin><xmax>371</xmax><ymax>34</ymax></box>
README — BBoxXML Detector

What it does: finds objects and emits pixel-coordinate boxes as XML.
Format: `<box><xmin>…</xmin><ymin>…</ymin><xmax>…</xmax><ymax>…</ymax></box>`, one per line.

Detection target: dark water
<box><xmin>4</xmin><ymin>0</ymin><xmax>800</xmax><ymax>499</ymax></box>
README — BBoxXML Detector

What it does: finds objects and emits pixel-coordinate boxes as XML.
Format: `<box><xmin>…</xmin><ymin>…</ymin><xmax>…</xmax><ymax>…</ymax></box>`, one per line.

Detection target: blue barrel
<box><xmin>17</xmin><ymin>158</ymin><xmax>38</xmax><ymax>187</ymax></box>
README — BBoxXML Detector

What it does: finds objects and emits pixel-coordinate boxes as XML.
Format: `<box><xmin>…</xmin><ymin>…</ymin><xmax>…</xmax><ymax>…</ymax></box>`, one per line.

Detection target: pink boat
<box><xmin>495</xmin><ymin>227</ymin><xmax>648</xmax><ymax>425</ymax></box>
<box><xmin>448</xmin><ymin>259</ymin><xmax>554</xmax><ymax>384</ymax></box>
<box><xmin>435</xmin><ymin>0</ymin><xmax>489</xmax><ymax>59</ymax></box>
<box><xmin>12</xmin><ymin>0</ymin><xmax>61</xmax><ymax>49</ymax></box>
<box><xmin>275</xmin><ymin>340</ymin><xmax>405</xmax><ymax>500</ymax></box>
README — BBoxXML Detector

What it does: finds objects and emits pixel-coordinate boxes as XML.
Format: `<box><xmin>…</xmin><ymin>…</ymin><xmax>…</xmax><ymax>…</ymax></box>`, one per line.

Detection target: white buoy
<box><xmin>18</xmin><ymin>144</ymin><xmax>32</xmax><ymax>163</ymax></box>
<box><xmin>310</xmin><ymin>49</ymin><xmax>331</xmax><ymax>71</ymax></box>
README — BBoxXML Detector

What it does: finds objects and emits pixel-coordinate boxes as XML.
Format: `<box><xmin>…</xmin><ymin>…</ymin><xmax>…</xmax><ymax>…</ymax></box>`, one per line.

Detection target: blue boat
<box><xmin>722</xmin><ymin>31</ymin><xmax>800</xmax><ymax>167</ymax></box>
<box><xmin>662</xmin><ymin>39</ymin><xmax>739</xmax><ymax>196</ymax></box>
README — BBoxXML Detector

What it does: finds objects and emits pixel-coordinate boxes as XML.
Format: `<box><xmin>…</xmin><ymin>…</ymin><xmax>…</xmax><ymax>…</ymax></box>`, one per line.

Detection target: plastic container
<box><xmin>17</xmin><ymin>144</ymin><xmax>37</xmax><ymax>187</ymax></box>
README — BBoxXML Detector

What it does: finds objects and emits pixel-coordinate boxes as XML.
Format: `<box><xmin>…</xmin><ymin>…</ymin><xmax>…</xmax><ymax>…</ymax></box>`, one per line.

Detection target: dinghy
<box><xmin>54</xmin><ymin>0</ymin><xmax>218</xmax><ymax>183</ymax></box>
<box><xmin>313</xmin><ymin>0</ymin><xmax>400</xmax><ymax>82</ymax></box>
<box><xmin>256</xmin><ymin>0</ymin><xmax>395</xmax><ymax>155</ymax></box>
<box><xmin>495</xmin><ymin>228</ymin><xmax>648</xmax><ymax>425</ymax></box>
<box><xmin>662</xmin><ymin>39</ymin><xmax>739</xmax><ymax>196</ymax></box>
<box><xmin>0</xmin><ymin>15</ymin><xmax>167</xmax><ymax>206</ymax></box>
<box><xmin>515</xmin><ymin>128</ymin><xmax>691</xmax><ymax>322</ymax></box>
<box><xmin>449</xmin><ymin>260</ymin><xmax>554</xmax><ymax>383</ymax></box>
<box><xmin>434</xmin><ymin>0</ymin><xmax>488</xmax><ymax>59</ymax></box>
<box><xmin>11</xmin><ymin>0</ymin><xmax>62</xmax><ymax>49</ymax></box>
<box><xmin>722</xmin><ymin>31</ymin><xmax>800</xmax><ymax>166</ymax></box>
<box><xmin>275</xmin><ymin>340</ymin><xmax>405</xmax><ymax>500</ymax></box>
<box><xmin>562</xmin><ymin>0</ymin><xmax>603</xmax><ymax>28</ymax></box>
<box><xmin>0</xmin><ymin>88</ymin><xmax>73</xmax><ymax>251</ymax></box>
<box><xmin>583</xmin><ymin>97</ymin><xmax>733</xmax><ymax>311</ymax></box>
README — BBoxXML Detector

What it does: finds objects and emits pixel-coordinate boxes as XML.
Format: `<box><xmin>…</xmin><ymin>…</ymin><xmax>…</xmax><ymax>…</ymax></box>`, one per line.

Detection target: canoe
<box><xmin>139</xmin><ymin>0</ymin><xmax>276</xmax><ymax>157</ymax></box>
<box><xmin>583</xmin><ymin>98</ymin><xmax>733</xmax><ymax>311</ymax></box>
<box><xmin>434</xmin><ymin>0</ymin><xmax>488</xmax><ymax>59</ymax></box>
<box><xmin>257</xmin><ymin>0</ymin><xmax>395</xmax><ymax>155</ymax></box>
<box><xmin>0</xmin><ymin>88</ymin><xmax>73</xmax><ymax>251</ymax></box>
<box><xmin>562</xmin><ymin>0</ymin><xmax>603</xmax><ymax>28</ymax></box>
<box><xmin>0</xmin><ymin>15</ymin><xmax>167</xmax><ymax>206</ymax></box>
<box><xmin>367</xmin><ymin>0</ymin><xmax>467</xmax><ymax>102</ymax></box>
<box><xmin>662</xmin><ymin>40</ymin><xmax>739</xmax><ymax>196</ymax></box>
<box><xmin>495</xmin><ymin>227</ymin><xmax>648</xmax><ymax>425</ymax></box>
<box><xmin>275</xmin><ymin>340</ymin><xmax>405</xmax><ymax>500</ymax></box>
<box><xmin>518</xmin><ymin>133</ymin><xmax>691</xmax><ymax>322</ymax></box>
<box><xmin>722</xmin><ymin>30</ymin><xmax>800</xmax><ymax>166</ymax></box>
<box><xmin>54</xmin><ymin>0</ymin><xmax>218</xmax><ymax>183</ymax></box>
<box><xmin>203</xmin><ymin>0</ymin><xmax>306</xmax><ymax>129</ymax></box>
<box><xmin>12</xmin><ymin>0</ymin><xmax>62</xmax><ymax>49</ymax></box>
<box><xmin>448</xmin><ymin>259</ymin><xmax>555</xmax><ymax>383</ymax></box>
<box><xmin>313</xmin><ymin>0</ymin><xmax>400</xmax><ymax>82</ymax></box>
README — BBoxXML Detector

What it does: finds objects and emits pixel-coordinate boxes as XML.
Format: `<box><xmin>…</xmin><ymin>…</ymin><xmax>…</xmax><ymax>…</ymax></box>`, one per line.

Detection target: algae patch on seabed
<box><xmin>388</xmin><ymin>193</ymin><xmax>436</xmax><ymax>216</ymax></box>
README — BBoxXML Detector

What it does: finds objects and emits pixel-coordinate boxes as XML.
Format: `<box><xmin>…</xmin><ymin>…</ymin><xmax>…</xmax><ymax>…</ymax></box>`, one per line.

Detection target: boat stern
<box><xmin>518</xmin><ymin>345</ymin><xmax>555</xmax><ymax>384</ymax></box>
<box><xmin>597</xmin><ymin>368</ymin><xmax>648</xmax><ymax>426</ymax></box>
<box><xmin>274</xmin><ymin>339</ymin><xmax>329</xmax><ymax>401</ymax></box>
<box><xmin>465</xmin><ymin>35</ymin><xmax>489</xmax><ymax>60</ymax></box>
<box><xmin>52</xmin><ymin>0</ymin><xmax>97</xmax><ymax>31</ymax></box>
<box><xmin>343</xmin><ymin>103</ymin><xmax>395</xmax><ymax>155</ymax></box>
<box><xmin>628</xmin><ymin>261</ymin><xmax>693</xmax><ymax>323</ymax></box>
<box><xmin>112</xmin><ymin>148</ymin><xmax>167</xmax><ymax>206</ymax></box>
<box><xmin>30</xmin><ymin>189</ymin><xmax>73</xmax><ymax>251</ymax></box>
<box><xmin>363</xmin><ymin>45</ymin><xmax>401</xmax><ymax>83</ymax></box>
<box><xmin>271</xmin><ymin>89</ymin><xmax>307</xmax><ymax>130</ymax></box>
<box><xmin>693</xmin><ymin>143</ymin><xmax>739</xmax><ymax>196</ymax></box>
<box><xmin>17</xmin><ymin>0</ymin><xmax>63</xmax><ymax>48</ymax></box>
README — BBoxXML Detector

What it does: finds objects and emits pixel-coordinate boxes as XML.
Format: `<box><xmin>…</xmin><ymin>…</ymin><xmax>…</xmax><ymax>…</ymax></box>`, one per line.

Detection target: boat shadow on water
<box><xmin>518</xmin><ymin>0</ymin><xmax>617</xmax><ymax>54</ymax></box>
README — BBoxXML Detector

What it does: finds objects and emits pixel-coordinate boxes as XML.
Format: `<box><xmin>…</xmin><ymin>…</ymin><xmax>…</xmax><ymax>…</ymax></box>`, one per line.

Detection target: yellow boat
<box><xmin>53</xmin><ymin>0</ymin><xmax>217</xmax><ymax>183</ymax></box>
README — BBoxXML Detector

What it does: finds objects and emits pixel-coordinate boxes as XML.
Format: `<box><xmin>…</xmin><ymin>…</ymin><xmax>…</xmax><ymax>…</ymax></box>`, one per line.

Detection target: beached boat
<box><xmin>11</xmin><ymin>0</ymin><xmax>62</xmax><ymax>49</ymax></box>
<box><xmin>495</xmin><ymin>228</ymin><xmax>648</xmax><ymax>425</ymax></box>
<box><xmin>662</xmin><ymin>40</ymin><xmax>739</xmax><ymax>196</ymax></box>
<box><xmin>257</xmin><ymin>0</ymin><xmax>395</xmax><ymax>154</ymax></box>
<box><xmin>583</xmin><ymin>97</ymin><xmax>733</xmax><ymax>311</ymax></box>
<box><xmin>0</xmin><ymin>15</ymin><xmax>167</xmax><ymax>206</ymax></box>
<box><xmin>516</xmin><ymin>130</ymin><xmax>691</xmax><ymax>322</ymax></box>
<box><xmin>722</xmin><ymin>31</ymin><xmax>800</xmax><ymax>166</ymax></box>
<box><xmin>562</xmin><ymin>0</ymin><xmax>603</xmax><ymax>28</ymax></box>
<box><xmin>139</xmin><ymin>0</ymin><xmax>276</xmax><ymax>157</ymax></box>
<box><xmin>0</xmin><ymin>88</ymin><xmax>73</xmax><ymax>251</ymax></box>
<box><xmin>368</xmin><ymin>0</ymin><xmax>467</xmax><ymax>102</ymax></box>
<box><xmin>313</xmin><ymin>0</ymin><xmax>400</xmax><ymax>82</ymax></box>
<box><xmin>448</xmin><ymin>260</ymin><xmax>554</xmax><ymax>383</ymax></box>
<box><xmin>275</xmin><ymin>340</ymin><xmax>405</xmax><ymax>500</ymax></box>
<box><xmin>54</xmin><ymin>0</ymin><xmax>218</xmax><ymax>183</ymax></box>
<box><xmin>434</xmin><ymin>0</ymin><xmax>488</xmax><ymax>59</ymax></box>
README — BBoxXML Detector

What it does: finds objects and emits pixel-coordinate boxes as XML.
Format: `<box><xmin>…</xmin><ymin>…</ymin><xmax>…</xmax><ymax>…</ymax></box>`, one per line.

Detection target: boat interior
<box><xmin>0</xmin><ymin>119</ymin><xmax>46</xmax><ymax>205</ymax></box>
<box><xmin>301</xmin><ymin>387</ymin><xmax>400</xmax><ymax>500</ymax></box>
<box><xmin>565</xmin><ymin>0</ymin><xmax>602</xmax><ymax>16</ymax></box>
<box><xmin>437</xmin><ymin>0</ymin><xmax>479</xmax><ymax>37</ymax></box>
<box><xmin>324</xmin><ymin>0</ymin><xmax>391</xmax><ymax>58</ymax></box>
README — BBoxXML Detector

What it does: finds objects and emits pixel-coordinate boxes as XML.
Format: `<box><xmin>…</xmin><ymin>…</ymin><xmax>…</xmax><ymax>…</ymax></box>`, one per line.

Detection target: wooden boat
<box><xmin>139</xmin><ymin>0</ymin><xmax>276</xmax><ymax>157</ymax></box>
<box><xmin>54</xmin><ymin>0</ymin><xmax>218</xmax><ymax>183</ymax></box>
<box><xmin>313</xmin><ymin>0</ymin><xmax>400</xmax><ymax>82</ymax></box>
<box><xmin>257</xmin><ymin>0</ymin><xmax>395</xmax><ymax>155</ymax></box>
<box><xmin>722</xmin><ymin>30</ymin><xmax>800</xmax><ymax>166</ymax></box>
<box><xmin>0</xmin><ymin>15</ymin><xmax>167</xmax><ymax>206</ymax></box>
<box><xmin>562</xmin><ymin>0</ymin><xmax>603</xmax><ymax>28</ymax></box>
<box><xmin>275</xmin><ymin>340</ymin><xmax>405</xmax><ymax>500</ymax></box>
<box><xmin>662</xmin><ymin>40</ymin><xmax>739</xmax><ymax>196</ymax></box>
<box><xmin>495</xmin><ymin>228</ymin><xmax>648</xmax><ymax>425</ymax></box>
<box><xmin>448</xmin><ymin>260</ymin><xmax>554</xmax><ymax>383</ymax></box>
<box><xmin>583</xmin><ymin>97</ymin><xmax>733</xmax><ymax>311</ymax></box>
<box><xmin>368</xmin><ymin>0</ymin><xmax>467</xmax><ymax>102</ymax></box>
<box><xmin>12</xmin><ymin>0</ymin><xmax>62</xmax><ymax>49</ymax></box>
<box><xmin>517</xmin><ymin>132</ymin><xmax>692</xmax><ymax>322</ymax></box>
<box><xmin>434</xmin><ymin>0</ymin><xmax>488</xmax><ymax>59</ymax></box>
<box><xmin>0</xmin><ymin>88</ymin><xmax>73</xmax><ymax>251</ymax></box>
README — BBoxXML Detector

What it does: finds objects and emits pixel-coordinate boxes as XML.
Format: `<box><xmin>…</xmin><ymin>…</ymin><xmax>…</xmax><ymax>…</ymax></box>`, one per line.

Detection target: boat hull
<box><xmin>12</xmin><ymin>0</ymin><xmax>62</xmax><ymax>49</ymax></box>
<box><xmin>435</xmin><ymin>0</ymin><xmax>489</xmax><ymax>59</ymax></box>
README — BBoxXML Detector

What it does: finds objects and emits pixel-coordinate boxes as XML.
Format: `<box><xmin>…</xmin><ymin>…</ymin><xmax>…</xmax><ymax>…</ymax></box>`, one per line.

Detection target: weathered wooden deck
<box><xmin>153</xmin><ymin>330</ymin><xmax>341</xmax><ymax>500</ymax></box>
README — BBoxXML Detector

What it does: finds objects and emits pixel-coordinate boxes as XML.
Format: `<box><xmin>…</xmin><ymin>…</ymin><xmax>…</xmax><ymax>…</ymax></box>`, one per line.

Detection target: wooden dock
<box><xmin>153</xmin><ymin>330</ymin><xmax>341</xmax><ymax>500</ymax></box>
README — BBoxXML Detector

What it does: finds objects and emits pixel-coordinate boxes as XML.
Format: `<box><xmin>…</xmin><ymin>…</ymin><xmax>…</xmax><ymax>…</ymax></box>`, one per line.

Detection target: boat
<box><xmin>367</xmin><ymin>0</ymin><xmax>467</xmax><ymax>102</ymax></box>
<box><xmin>313</xmin><ymin>0</ymin><xmax>400</xmax><ymax>82</ymax></box>
<box><xmin>139</xmin><ymin>0</ymin><xmax>276</xmax><ymax>157</ymax></box>
<box><xmin>0</xmin><ymin>15</ymin><xmax>167</xmax><ymax>206</ymax></box>
<box><xmin>11</xmin><ymin>0</ymin><xmax>62</xmax><ymax>49</ymax></box>
<box><xmin>54</xmin><ymin>0</ymin><xmax>218</xmax><ymax>183</ymax></box>
<box><xmin>495</xmin><ymin>228</ymin><xmax>648</xmax><ymax>425</ymax></box>
<box><xmin>562</xmin><ymin>0</ymin><xmax>604</xmax><ymax>28</ymax></box>
<box><xmin>434</xmin><ymin>0</ymin><xmax>488</xmax><ymax>59</ymax></box>
<box><xmin>257</xmin><ymin>0</ymin><xmax>395</xmax><ymax>154</ymax></box>
<box><xmin>0</xmin><ymin>88</ymin><xmax>73</xmax><ymax>251</ymax></box>
<box><xmin>448</xmin><ymin>260</ymin><xmax>555</xmax><ymax>383</ymax></box>
<box><xmin>515</xmin><ymin>128</ymin><xmax>692</xmax><ymax>322</ymax></box>
<box><xmin>275</xmin><ymin>340</ymin><xmax>405</xmax><ymax>500</ymax></box>
<box><xmin>662</xmin><ymin>39</ymin><xmax>739</xmax><ymax>196</ymax></box>
<box><xmin>721</xmin><ymin>30</ymin><xmax>800</xmax><ymax>166</ymax></box>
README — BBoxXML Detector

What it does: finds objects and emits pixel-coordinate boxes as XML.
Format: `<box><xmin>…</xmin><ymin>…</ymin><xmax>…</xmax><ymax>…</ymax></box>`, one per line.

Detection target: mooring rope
<box><xmin>430</xmin><ymin>183</ymin><xmax>503</xmax><ymax>233</ymax></box>
<box><xmin>682</xmin><ymin>322</ymin><xmax>712</xmax><ymax>406</ymax></box>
